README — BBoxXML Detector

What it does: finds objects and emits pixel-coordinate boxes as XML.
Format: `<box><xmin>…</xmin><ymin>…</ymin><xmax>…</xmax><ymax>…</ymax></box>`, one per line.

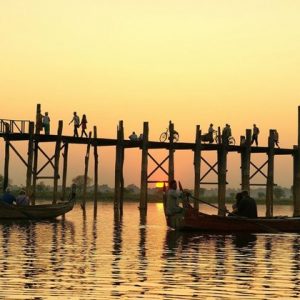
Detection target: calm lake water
<box><xmin>0</xmin><ymin>202</ymin><xmax>300</xmax><ymax>299</ymax></box>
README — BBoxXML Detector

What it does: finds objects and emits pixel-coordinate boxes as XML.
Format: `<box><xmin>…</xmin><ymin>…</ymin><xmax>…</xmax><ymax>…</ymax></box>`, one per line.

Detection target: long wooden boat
<box><xmin>166</xmin><ymin>206</ymin><xmax>300</xmax><ymax>233</ymax></box>
<box><xmin>0</xmin><ymin>187</ymin><xmax>76</xmax><ymax>220</ymax></box>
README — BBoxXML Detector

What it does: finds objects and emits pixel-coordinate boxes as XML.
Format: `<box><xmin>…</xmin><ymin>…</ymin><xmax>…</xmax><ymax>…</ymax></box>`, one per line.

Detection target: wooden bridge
<box><xmin>1</xmin><ymin>104</ymin><xmax>300</xmax><ymax>218</ymax></box>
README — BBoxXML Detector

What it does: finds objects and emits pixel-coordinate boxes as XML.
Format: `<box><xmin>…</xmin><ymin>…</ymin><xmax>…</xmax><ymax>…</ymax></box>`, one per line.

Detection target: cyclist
<box><xmin>222</xmin><ymin>124</ymin><xmax>232</xmax><ymax>145</ymax></box>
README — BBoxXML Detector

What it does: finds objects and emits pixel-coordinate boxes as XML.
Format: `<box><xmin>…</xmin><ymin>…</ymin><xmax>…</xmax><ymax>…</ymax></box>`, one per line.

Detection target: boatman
<box><xmin>166</xmin><ymin>180</ymin><xmax>185</xmax><ymax>216</ymax></box>
<box><xmin>233</xmin><ymin>191</ymin><xmax>257</xmax><ymax>218</ymax></box>
<box><xmin>1</xmin><ymin>187</ymin><xmax>16</xmax><ymax>205</ymax></box>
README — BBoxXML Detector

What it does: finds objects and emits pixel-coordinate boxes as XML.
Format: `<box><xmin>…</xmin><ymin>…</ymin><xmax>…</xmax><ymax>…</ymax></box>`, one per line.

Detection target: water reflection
<box><xmin>0</xmin><ymin>204</ymin><xmax>300</xmax><ymax>299</ymax></box>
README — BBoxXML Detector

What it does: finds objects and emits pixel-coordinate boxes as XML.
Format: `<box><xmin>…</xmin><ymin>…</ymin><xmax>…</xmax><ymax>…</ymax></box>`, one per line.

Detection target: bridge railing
<box><xmin>0</xmin><ymin>119</ymin><xmax>31</xmax><ymax>134</ymax></box>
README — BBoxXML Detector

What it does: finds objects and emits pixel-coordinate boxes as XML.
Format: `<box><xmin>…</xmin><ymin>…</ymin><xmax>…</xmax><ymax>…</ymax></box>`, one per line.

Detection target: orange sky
<box><xmin>1</xmin><ymin>1</ymin><xmax>300</xmax><ymax>189</ymax></box>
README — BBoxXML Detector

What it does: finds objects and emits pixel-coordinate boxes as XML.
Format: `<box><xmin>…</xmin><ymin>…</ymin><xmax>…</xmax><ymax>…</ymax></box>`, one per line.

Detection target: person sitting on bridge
<box><xmin>129</xmin><ymin>131</ymin><xmax>138</xmax><ymax>141</ymax></box>
<box><xmin>274</xmin><ymin>130</ymin><xmax>280</xmax><ymax>148</ymax></box>
<box><xmin>1</xmin><ymin>187</ymin><xmax>16</xmax><ymax>205</ymax></box>
<box><xmin>232</xmin><ymin>191</ymin><xmax>257</xmax><ymax>218</ymax></box>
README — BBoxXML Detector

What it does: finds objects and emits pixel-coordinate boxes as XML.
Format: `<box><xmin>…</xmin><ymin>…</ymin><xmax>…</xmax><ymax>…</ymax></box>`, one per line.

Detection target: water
<box><xmin>0</xmin><ymin>202</ymin><xmax>300</xmax><ymax>299</ymax></box>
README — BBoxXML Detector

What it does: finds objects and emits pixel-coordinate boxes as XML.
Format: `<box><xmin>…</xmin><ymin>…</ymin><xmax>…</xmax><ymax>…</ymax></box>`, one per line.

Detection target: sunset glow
<box><xmin>1</xmin><ymin>1</ymin><xmax>300</xmax><ymax>188</ymax></box>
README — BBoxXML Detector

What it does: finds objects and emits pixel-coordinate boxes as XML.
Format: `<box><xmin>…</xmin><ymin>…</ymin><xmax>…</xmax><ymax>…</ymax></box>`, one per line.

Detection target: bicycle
<box><xmin>159</xmin><ymin>128</ymin><xmax>179</xmax><ymax>142</ymax></box>
<box><xmin>213</xmin><ymin>131</ymin><xmax>235</xmax><ymax>145</ymax></box>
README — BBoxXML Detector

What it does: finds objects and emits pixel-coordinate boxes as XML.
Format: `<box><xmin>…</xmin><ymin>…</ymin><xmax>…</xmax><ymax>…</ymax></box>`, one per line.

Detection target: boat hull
<box><xmin>0</xmin><ymin>200</ymin><xmax>75</xmax><ymax>220</ymax></box>
<box><xmin>166</xmin><ymin>207</ymin><xmax>300</xmax><ymax>233</ymax></box>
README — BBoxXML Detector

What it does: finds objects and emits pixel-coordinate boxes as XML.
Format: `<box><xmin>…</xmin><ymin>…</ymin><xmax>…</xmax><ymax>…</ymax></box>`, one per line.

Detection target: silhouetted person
<box><xmin>69</xmin><ymin>112</ymin><xmax>80</xmax><ymax>137</ymax></box>
<box><xmin>1</xmin><ymin>187</ymin><xmax>16</xmax><ymax>205</ymax></box>
<box><xmin>222</xmin><ymin>124</ymin><xmax>231</xmax><ymax>145</ymax></box>
<box><xmin>42</xmin><ymin>112</ymin><xmax>50</xmax><ymax>135</ymax></box>
<box><xmin>166</xmin><ymin>180</ymin><xmax>183</xmax><ymax>216</ymax></box>
<box><xmin>80</xmin><ymin>114</ymin><xmax>88</xmax><ymax>137</ymax></box>
<box><xmin>207</xmin><ymin>123</ymin><xmax>215</xmax><ymax>143</ymax></box>
<box><xmin>274</xmin><ymin>130</ymin><xmax>280</xmax><ymax>148</ymax></box>
<box><xmin>129</xmin><ymin>131</ymin><xmax>138</xmax><ymax>141</ymax></box>
<box><xmin>16</xmin><ymin>189</ymin><xmax>29</xmax><ymax>206</ymax></box>
<box><xmin>235</xmin><ymin>191</ymin><xmax>257</xmax><ymax>218</ymax></box>
<box><xmin>251</xmin><ymin>124</ymin><xmax>260</xmax><ymax>146</ymax></box>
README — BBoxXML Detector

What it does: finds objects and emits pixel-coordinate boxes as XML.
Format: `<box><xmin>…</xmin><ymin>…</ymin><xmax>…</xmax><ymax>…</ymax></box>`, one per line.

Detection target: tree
<box><xmin>258</xmin><ymin>192</ymin><xmax>265</xmax><ymax>199</ymax></box>
<box><xmin>72</xmin><ymin>175</ymin><xmax>92</xmax><ymax>192</ymax></box>
<box><xmin>274</xmin><ymin>187</ymin><xmax>285</xmax><ymax>200</ymax></box>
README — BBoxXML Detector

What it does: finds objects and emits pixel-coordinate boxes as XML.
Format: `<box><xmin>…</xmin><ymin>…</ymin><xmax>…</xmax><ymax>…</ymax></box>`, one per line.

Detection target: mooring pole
<box><xmin>83</xmin><ymin>131</ymin><xmax>92</xmax><ymax>210</ymax></box>
<box><xmin>61</xmin><ymin>142</ymin><xmax>69</xmax><ymax>201</ymax></box>
<box><xmin>168</xmin><ymin>121</ymin><xmax>175</xmax><ymax>182</ymax></box>
<box><xmin>93</xmin><ymin>126</ymin><xmax>99</xmax><ymax>217</ymax></box>
<box><xmin>266</xmin><ymin>129</ymin><xmax>275</xmax><ymax>217</ymax></box>
<box><xmin>193</xmin><ymin>125</ymin><xmax>201</xmax><ymax>210</ymax></box>
<box><xmin>293</xmin><ymin>106</ymin><xmax>300</xmax><ymax>216</ymax></box>
<box><xmin>26</xmin><ymin>122</ymin><xmax>35</xmax><ymax>200</ymax></box>
<box><xmin>140</xmin><ymin>122</ymin><xmax>149</xmax><ymax>214</ymax></box>
<box><xmin>241</xmin><ymin>129</ymin><xmax>252</xmax><ymax>193</ymax></box>
<box><xmin>217</xmin><ymin>141</ymin><xmax>228</xmax><ymax>216</ymax></box>
<box><xmin>53</xmin><ymin>121</ymin><xmax>63</xmax><ymax>204</ymax></box>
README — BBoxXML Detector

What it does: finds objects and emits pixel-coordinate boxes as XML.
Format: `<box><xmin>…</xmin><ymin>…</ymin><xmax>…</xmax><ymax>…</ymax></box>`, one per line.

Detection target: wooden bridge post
<box><xmin>193</xmin><ymin>125</ymin><xmax>201</xmax><ymax>210</ymax></box>
<box><xmin>266</xmin><ymin>129</ymin><xmax>275</xmax><ymax>217</ymax></box>
<box><xmin>114</xmin><ymin>121</ymin><xmax>124</xmax><ymax>216</ymax></box>
<box><xmin>3</xmin><ymin>125</ymin><xmax>10</xmax><ymax>192</ymax></box>
<box><xmin>61</xmin><ymin>142</ymin><xmax>69</xmax><ymax>201</ymax></box>
<box><xmin>82</xmin><ymin>131</ymin><xmax>92</xmax><ymax>210</ymax></box>
<box><xmin>293</xmin><ymin>145</ymin><xmax>300</xmax><ymax>216</ymax></box>
<box><xmin>32</xmin><ymin>140</ymin><xmax>38</xmax><ymax>205</ymax></box>
<box><xmin>35</xmin><ymin>103</ymin><xmax>43</xmax><ymax>134</ymax></box>
<box><xmin>53</xmin><ymin>121</ymin><xmax>63</xmax><ymax>204</ymax></box>
<box><xmin>140</xmin><ymin>122</ymin><xmax>149</xmax><ymax>213</ymax></box>
<box><xmin>217</xmin><ymin>142</ymin><xmax>227</xmax><ymax>216</ymax></box>
<box><xmin>26</xmin><ymin>122</ymin><xmax>35</xmax><ymax>199</ymax></box>
<box><xmin>168</xmin><ymin>121</ymin><xmax>175</xmax><ymax>182</ymax></box>
<box><xmin>293</xmin><ymin>106</ymin><xmax>300</xmax><ymax>216</ymax></box>
<box><xmin>241</xmin><ymin>129</ymin><xmax>252</xmax><ymax>193</ymax></box>
<box><xmin>93</xmin><ymin>126</ymin><xmax>99</xmax><ymax>217</ymax></box>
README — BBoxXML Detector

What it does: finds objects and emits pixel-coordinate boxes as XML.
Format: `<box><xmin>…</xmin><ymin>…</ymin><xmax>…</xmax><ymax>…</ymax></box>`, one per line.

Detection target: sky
<box><xmin>1</xmin><ymin>0</ymin><xmax>300</xmax><ymax>189</ymax></box>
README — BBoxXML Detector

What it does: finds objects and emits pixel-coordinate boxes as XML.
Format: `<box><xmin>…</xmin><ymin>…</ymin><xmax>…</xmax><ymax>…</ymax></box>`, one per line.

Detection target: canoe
<box><xmin>0</xmin><ymin>186</ymin><xmax>76</xmax><ymax>220</ymax></box>
<box><xmin>166</xmin><ymin>206</ymin><xmax>300</xmax><ymax>233</ymax></box>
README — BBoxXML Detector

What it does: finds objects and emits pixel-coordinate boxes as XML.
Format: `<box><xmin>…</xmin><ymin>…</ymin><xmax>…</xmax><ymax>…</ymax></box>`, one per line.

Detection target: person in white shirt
<box><xmin>69</xmin><ymin>112</ymin><xmax>80</xmax><ymax>137</ymax></box>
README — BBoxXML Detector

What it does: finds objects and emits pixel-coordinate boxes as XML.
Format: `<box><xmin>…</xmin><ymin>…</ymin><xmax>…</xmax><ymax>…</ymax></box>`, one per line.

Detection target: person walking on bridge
<box><xmin>69</xmin><ymin>112</ymin><xmax>80</xmax><ymax>137</ymax></box>
<box><xmin>251</xmin><ymin>124</ymin><xmax>260</xmax><ymax>146</ymax></box>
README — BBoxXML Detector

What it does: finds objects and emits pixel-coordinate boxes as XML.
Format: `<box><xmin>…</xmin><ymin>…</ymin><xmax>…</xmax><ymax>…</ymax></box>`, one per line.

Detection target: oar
<box><xmin>179</xmin><ymin>184</ymin><xmax>279</xmax><ymax>234</ymax></box>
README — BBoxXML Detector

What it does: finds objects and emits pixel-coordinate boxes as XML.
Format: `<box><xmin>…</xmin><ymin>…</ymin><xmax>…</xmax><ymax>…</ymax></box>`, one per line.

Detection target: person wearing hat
<box><xmin>16</xmin><ymin>189</ymin><xmax>29</xmax><ymax>206</ymax></box>
<box><xmin>1</xmin><ymin>187</ymin><xmax>16</xmax><ymax>205</ymax></box>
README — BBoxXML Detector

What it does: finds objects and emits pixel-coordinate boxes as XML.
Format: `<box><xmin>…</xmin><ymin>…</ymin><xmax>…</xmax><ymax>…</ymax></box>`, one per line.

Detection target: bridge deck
<box><xmin>0</xmin><ymin>132</ymin><xmax>294</xmax><ymax>155</ymax></box>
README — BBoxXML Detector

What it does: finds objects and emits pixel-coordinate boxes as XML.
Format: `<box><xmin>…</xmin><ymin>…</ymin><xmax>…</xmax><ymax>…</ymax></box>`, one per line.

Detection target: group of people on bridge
<box><xmin>36</xmin><ymin>110</ymin><xmax>89</xmax><ymax>138</ymax></box>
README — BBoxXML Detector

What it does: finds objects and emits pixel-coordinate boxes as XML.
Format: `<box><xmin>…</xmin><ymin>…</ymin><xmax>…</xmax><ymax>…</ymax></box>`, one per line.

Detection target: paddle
<box><xmin>179</xmin><ymin>182</ymin><xmax>279</xmax><ymax>234</ymax></box>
